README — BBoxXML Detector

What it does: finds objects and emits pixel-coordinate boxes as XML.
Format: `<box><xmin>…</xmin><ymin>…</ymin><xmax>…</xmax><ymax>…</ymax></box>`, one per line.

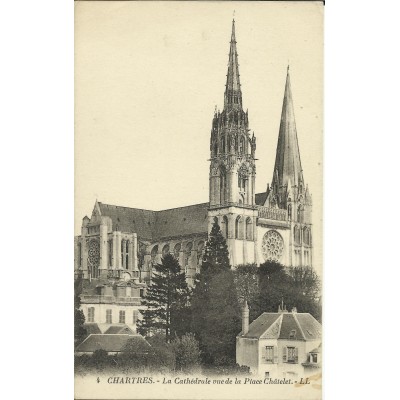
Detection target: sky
<box><xmin>75</xmin><ymin>1</ymin><xmax>323</xmax><ymax>270</ymax></box>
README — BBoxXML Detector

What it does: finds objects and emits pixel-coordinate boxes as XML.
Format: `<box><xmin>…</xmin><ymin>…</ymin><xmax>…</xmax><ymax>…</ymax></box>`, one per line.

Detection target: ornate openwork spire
<box><xmin>272</xmin><ymin>68</ymin><xmax>304</xmax><ymax>191</ymax></box>
<box><xmin>224</xmin><ymin>19</ymin><xmax>242</xmax><ymax>110</ymax></box>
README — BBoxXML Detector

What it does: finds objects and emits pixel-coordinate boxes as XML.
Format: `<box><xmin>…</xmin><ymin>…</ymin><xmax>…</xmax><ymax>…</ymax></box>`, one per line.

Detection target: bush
<box><xmin>172</xmin><ymin>333</ymin><xmax>201</xmax><ymax>374</ymax></box>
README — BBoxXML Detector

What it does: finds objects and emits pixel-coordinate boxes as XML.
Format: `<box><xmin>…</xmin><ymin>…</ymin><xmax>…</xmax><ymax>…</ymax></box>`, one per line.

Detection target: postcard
<box><xmin>74</xmin><ymin>1</ymin><xmax>323</xmax><ymax>399</ymax></box>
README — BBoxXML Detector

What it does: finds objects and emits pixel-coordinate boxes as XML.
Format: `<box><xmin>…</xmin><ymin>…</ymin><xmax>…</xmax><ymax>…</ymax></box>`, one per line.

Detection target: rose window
<box><xmin>88</xmin><ymin>240</ymin><xmax>100</xmax><ymax>267</ymax></box>
<box><xmin>262</xmin><ymin>230</ymin><xmax>284</xmax><ymax>262</ymax></box>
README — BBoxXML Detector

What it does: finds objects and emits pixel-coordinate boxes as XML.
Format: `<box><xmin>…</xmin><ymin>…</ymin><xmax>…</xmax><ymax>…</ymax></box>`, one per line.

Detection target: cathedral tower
<box><xmin>264</xmin><ymin>67</ymin><xmax>313</xmax><ymax>267</ymax></box>
<box><xmin>208</xmin><ymin>20</ymin><xmax>258</xmax><ymax>266</ymax></box>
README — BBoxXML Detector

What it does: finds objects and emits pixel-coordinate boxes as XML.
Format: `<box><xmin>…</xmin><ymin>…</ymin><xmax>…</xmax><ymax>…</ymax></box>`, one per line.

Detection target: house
<box><xmin>236</xmin><ymin>302</ymin><xmax>322</xmax><ymax>377</ymax></box>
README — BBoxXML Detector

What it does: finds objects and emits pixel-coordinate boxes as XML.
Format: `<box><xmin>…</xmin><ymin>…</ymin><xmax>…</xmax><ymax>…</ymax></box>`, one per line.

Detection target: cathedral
<box><xmin>74</xmin><ymin>19</ymin><xmax>313</xmax><ymax>313</ymax></box>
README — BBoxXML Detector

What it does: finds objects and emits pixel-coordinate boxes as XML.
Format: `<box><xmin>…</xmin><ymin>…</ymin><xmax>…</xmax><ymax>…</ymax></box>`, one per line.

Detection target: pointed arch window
<box><xmin>223</xmin><ymin>215</ymin><xmax>229</xmax><ymax>239</ymax></box>
<box><xmin>77</xmin><ymin>242</ymin><xmax>82</xmax><ymax>268</ymax></box>
<box><xmin>245</xmin><ymin>217</ymin><xmax>253</xmax><ymax>240</ymax></box>
<box><xmin>173</xmin><ymin>243</ymin><xmax>181</xmax><ymax>260</ymax></box>
<box><xmin>239</xmin><ymin>137</ymin><xmax>245</xmax><ymax>155</ymax></box>
<box><xmin>287</xmin><ymin>204</ymin><xmax>292</xmax><ymax>220</ymax></box>
<box><xmin>162</xmin><ymin>244</ymin><xmax>170</xmax><ymax>258</ymax></box>
<box><xmin>297</xmin><ymin>205</ymin><xmax>304</xmax><ymax>223</ymax></box>
<box><xmin>221</xmin><ymin>136</ymin><xmax>225</xmax><ymax>153</ymax></box>
<box><xmin>294</xmin><ymin>225</ymin><xmax>301</xmax><ymax>245</ymax></box>
<box><xmin>235</xmin><ymin>216</ymin><xmax>243</xmax><ymax>239</ymax></box>
<box><xmin>197</xmin><ymin>241</ymin><xmax>205</xmax><ymax>264</ymax></box>
<box><xmin>151</xmin><ymin>245</ymin><xmax>158</xmax><ymax>263</ymax></box>
<box><xmin>303</xmin><ymin>227</ymin><xmax>311</xmax><ymax>246</ymax></box>
<box><xmin>220</xmin><ymin>166</ymin><xmax>227</xmax><ymax>204</ymax></box>
<box><xmin>108</xmin><ymin>240</ymin><xmax>112</xmax><ymax>266</ymax></box>
<box><xmin>184</xmin><ymin>242</ymin><xmax>193</xmax><ymax>267</ymax></box>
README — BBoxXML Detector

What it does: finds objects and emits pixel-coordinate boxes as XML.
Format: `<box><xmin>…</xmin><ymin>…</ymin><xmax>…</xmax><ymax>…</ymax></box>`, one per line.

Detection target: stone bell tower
<box><xmin>264</xmin><ymin>67</ymin><xmax>313</xmax><ymax>267</ymax></box>
<box><xmin>208</xmin><ymin>20</ymin><xmax>258</xmax><ymax>266</ymax></box>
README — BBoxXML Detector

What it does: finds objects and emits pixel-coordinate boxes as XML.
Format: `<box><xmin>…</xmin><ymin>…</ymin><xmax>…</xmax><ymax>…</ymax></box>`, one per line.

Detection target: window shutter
<box><xmin>273</xmin><ymin>346</ymin><xmax>278</xmax><ymax>363</ymax></box>
<box><xmin>294</xmin><ymin>348</ymin><xmax>298</xmax><ymax>364</ymax></box>
<box><xmin>282</xmin><ymin>346</ymin><xmax>287</xmax><ymax>362</ymax></box>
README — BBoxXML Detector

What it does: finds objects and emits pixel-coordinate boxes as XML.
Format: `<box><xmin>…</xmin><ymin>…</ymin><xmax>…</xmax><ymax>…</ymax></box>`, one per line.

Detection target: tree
<box><xmin>287</xmin><ymin>266</ymin><xmax>322</xmax><ymax>321</ymax></box>
<box><xmin>74</xmin><ymin>275</ymin><xmax>87</xmax><ymax>343</ymax></box>
<box><xmin>138</xmin><ymin>253</ymin><xmax>191</xmax><ymax>341</ymax></box>
<box><xmin>233</xmin><ymin>262</ymin><xmax>322</xmax><ymax>322</ymax></box>
<box><xmin>171</xmin><ymin>333</ymin><xmax>201</xmax><ymax>373</ymax></box>
<box><xmin>202</xmin><ymin>219</ymin><xmax>231</xmax><ymax>272</ymax></box>
<box><xmin>191</xmin><ymin>220</ymin><xmax>241</xmax><ymax>365</ymax></box>
<box><xmin>233</xmin><ymin>263</ymin><xmax>261</xmax><ymax>321</ymax></box>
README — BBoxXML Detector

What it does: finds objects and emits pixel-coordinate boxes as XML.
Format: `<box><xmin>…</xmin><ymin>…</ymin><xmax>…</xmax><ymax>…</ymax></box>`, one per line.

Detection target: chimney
<box><xmin>242</xmin><ymin>301</ymin><xmax>249</xmax><ymax>335</ymax></box>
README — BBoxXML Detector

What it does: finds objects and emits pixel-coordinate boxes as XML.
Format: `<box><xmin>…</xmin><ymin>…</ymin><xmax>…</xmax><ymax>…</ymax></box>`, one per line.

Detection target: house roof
<box><xmin>83</xmin><ymin>323</ymin><xmax>102</xmax><ymax>335</ymax></box>
<box><xmin>240</xmin><ymin>312</ymin><xmax>322</xmax><ymax>340</ymax></box>
<box><xmin>103</xmin><ymin>325</ymin><xmax>134</xmax><ymax>335</ymax></box>
<box><xmin>75</xmin><ymin>334</ymin><xmax>150</xmax><ymax>353</ymax></box>
<box><xmin>98</xmin><ymin>201</ymin><xmax>209</xmax><ymax>241</ymax></box>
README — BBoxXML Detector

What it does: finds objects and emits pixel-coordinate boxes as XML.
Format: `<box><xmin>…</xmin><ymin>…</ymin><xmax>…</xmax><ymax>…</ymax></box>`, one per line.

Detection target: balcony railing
<box><xmin>80</xmin><ymin>295</ymin><xmax>141</xmax><ymax>306</ymax></box>
<box><xmin>80</xmin><ymin>295</ymin><xmax>114</xmax><ymax>303</ymax></box>
<box><xmin>258</xmin><ymin>206</ymin><xmax>287</xmax><ymax>221</ymax></box>
<box><xmin>115</xmin><ymin>297</ymin><xmax>141</xmax><ymax>306</ymax></box>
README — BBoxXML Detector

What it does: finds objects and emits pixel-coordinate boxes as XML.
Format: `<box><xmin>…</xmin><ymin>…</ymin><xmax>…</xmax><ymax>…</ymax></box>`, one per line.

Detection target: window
<box><xmin>245</xmin><ymin>218</ymin><xmax>252</xmax><ymax>240</ymax></box>
<box><xmin>287</xmin><ymin>347</ymin><xmax>298</xmax><ymax>363</ymax></box>
<box><xmin>310</xmin><ymin>353</ymin><xmax>318</xmax><ymax>363</ymax></box>
<box><xmin>265</xmin><ymin>346</ymin><xmax>274</xmax><ymax>363</ymax></box>
<box><xmin>162</xmin><ymin>244</ymin><xmax>170</xmax><ymax>257</ymax></box>
<box><xmin>119</xmin><ymin>310</ymin><xmax>125</xmax><ymax>324</ymax></box>
<box><xmin>151</xmin><ymin>245</ymin><xmax>158</xmax><ymax>262</ymax></box>
<box><xmin>223</xmin><ymin>216</ymin><xmax>229</xmax><ymax>239</ymax></box>
<box><xmin>289</xmin><ymin>329</ymin><xmax>296</xmax><ymax>339</ymax></box>
<box><xmin>235</xmin><ymin>216</ymin><xmax>242</xmax><ymax>239</ymax></box>
<box><xmin>126</xmin><ymin>255</ymin><xmax>129</xmax><ymax>269</ymax></box>
<box><xmin>108</xmin><ymin>240</ymin><xmax>113</xmax><ymax>266</ymax></box>
<box><xmin>133</xmin><ymin>310</ymin><xmax>138</xmax><ymax>324</ymax></box>
<box><xmin>184</xmin><ymin>242</ymin><xmax>193</xmax><ymax>266</ymax></box>
<box><xmin>294</xmin><ymin>225</ymin><xmax>301</xmax><ymax>245</ymax></box>
<box><xmin>106</xmin><ymin>309</ymin><xmax>112</xmax><ymax>324</ymax></box>
<box><xmin>287</xmin><ymin>204</ymin><xmax>292</xmax><ymax>220</ymax></box>
<box><xmin>220</xmin><ymin>168</ymin><xmax>226</xmax><ymax>204</ymax></box>
<box><xmin>140</xmin><ymin>289</ymin><xmax>144</xmax><ymax>297</ymax></box>
<box><xmin>88</xmin><ymin>307</ymin><xmax>95</xmax><ymax>323</ymax></box>
<box><xmin>77</xmin><ymin>243</ymin><xmax>81</xmax><ymax>267</ymax></box>
<box><xmin>173</xmin><ymin>243</ymin><xmax>181</xmax><ymax>260</ymax></box>
<box><xmin>197</xmin><ymin>241</ymin><xmax>205</xmax><ymax>264</ymax></box>
<box><xmin>297</xmin><ymin>205</ymin><xmax>304</xmax><ymax>223</ymax></box>
<box><xmin>264</xmin><ymin>372</ymin><xmax>270</xmax><ymax>379</ymax></box>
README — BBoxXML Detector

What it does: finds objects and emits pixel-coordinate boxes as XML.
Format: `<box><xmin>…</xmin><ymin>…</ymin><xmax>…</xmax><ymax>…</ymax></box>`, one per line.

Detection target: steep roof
<box><xmin>83</xmin><ymin>323</ymin><xmax>102</xmax><ymax>335</ymax></box>
<box><xmin>103</xmin><ymin>325</ymin><xmax>134</xmax><ymax>335</ymax></box>
<box><xmin>76</xmin><ymin>334</ymin><xmax>150</xmax><ymax>353</ymax></box>
<box><xmin>98</xmin><ymin>203</ymin><xmax>155</xmax><ymax>240</ymax></box>
<box><xmin>255</xmin><ymin>191</ymin><xmax>268</xmax><ymax>206</ymax></box>
<box><xmin>224</xmin><ymin>19</ymin><xmax>242</xmax><ymax>110</ymax></box>
<box><xmin>240</xmin><ymin>312</ymin><xmax>321</xmax><ymax>340</ymax></box>
<box><xmin>271</xmin><ymin>68</ymin><xmax>304</xmax><ymax>190</ymax></box>
<box><xmin>97</xmin><ymin>202</ymin><xmax>208</xmax><ymax>240</ymax></box>
<box><xmin>154</xmin><ymin>203</ymin><xmax>209</xmax><ymax>239</ymax></box>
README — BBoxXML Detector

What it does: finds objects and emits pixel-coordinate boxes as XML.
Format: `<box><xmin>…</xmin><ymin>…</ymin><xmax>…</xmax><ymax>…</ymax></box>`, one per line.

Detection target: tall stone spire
<box><xmin>272</xmin><ymin>67</ymin><xmax>304</xmax><ymax>191</ymax></box>
<box><xmin>224</xmin><ymin>19</ymin><xmax>242</xmax><ymax>110</ymax></box>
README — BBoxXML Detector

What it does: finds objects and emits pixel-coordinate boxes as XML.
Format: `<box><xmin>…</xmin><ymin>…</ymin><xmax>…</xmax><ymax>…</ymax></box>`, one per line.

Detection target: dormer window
<box><xmin>289</xmin><ymin>329</ymin><xmax>296</xmax><ymax>339</ymax></box>
<box><xmin>309</xmin><ymin>353</ymin><xmax>318</xmax><ymax>363</ymax></box>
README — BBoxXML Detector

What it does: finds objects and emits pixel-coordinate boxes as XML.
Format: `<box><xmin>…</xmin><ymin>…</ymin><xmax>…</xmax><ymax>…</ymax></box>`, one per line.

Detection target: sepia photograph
<box><xmin>74</xmin><ymin>1</ymin><xmax>323</xmax><ymax>398</ymax></box>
